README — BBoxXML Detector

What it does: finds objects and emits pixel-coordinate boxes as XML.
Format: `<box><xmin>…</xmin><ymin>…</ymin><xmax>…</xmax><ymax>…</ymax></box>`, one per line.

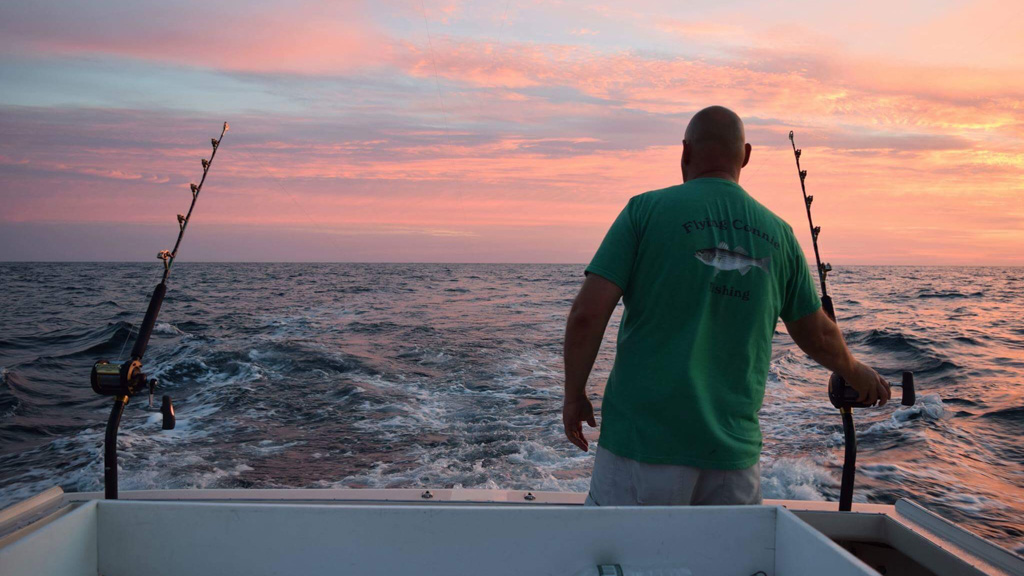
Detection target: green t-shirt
<box><xmin>586</xmin><ymin>178</ymin><xmax>821</xmax><ymax>469</ymax></box>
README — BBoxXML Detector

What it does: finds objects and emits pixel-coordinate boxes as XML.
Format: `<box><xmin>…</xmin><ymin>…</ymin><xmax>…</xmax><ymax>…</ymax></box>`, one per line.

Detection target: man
<box><xmin>563</xmin><ymin>106</ymin><xmax>891</xmax><ymax>506</ymax></box>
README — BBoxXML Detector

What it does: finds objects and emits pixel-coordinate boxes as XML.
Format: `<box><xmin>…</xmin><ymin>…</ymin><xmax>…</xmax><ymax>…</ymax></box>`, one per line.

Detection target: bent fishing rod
<box><xmin>788</xmin><ymin>131</ymin><xmax>916</xmax><ymax>512</ymax></box>
<box><xmin>90</xmin><ymin>122</ymin><xmax>228</xmax><ymax>499</ymax></box>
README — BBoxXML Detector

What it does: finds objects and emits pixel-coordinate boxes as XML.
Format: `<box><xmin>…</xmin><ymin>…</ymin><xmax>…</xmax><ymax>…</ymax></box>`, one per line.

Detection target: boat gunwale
<box><xmin>2</xmin><ymin>487</ymin><xmax>1020</xmax><ymax>576</ymax></box>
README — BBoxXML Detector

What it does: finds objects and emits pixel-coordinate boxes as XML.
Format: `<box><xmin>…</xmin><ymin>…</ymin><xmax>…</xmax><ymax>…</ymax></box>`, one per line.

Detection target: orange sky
<box><xmin>0</xmin><ymin>0</ymin><xmax>1021</xmax><ymax>264</ymax></box>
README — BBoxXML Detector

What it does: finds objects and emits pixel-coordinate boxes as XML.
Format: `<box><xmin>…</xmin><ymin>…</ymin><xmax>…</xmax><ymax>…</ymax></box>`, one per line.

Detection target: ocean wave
<box><xmin>760</xmin><ymin>457</ymin><xmax>833</xmax><ymax>501</ymax></box>
<box><xmin>153</xmin><ymin>322</ymin><xmax>185</xmax><ymax>336</ymax></box>
<box><xmin>0</xmin><ymin>262</ymin><xmax>1021</xmax><ymax>551</ymax></box>
<box><xmin>856</xmin><ymin>328</ymin><xmax>927</xmax><ymax>352</ymax></box>
<box><xmin>980</xmin><ymin>406</ymin><xmax>1024</xmax><ymax>424</ymax></box>
<box><xmin>916</xmin><ymin>290</ymin><xmax>985</xmax><ymax>299</ymax></box>
<box><xmin>858</xmin><ymin>394</ymin><xmax>946</xmax><ymax>437</ymax></box>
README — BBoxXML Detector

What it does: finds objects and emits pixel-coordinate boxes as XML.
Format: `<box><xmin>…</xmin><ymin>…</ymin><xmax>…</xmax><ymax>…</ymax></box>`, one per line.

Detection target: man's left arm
<box><xmin>562</xmin><ymin>273</ymin><xmax>623</xmax><ymax>452</ymax></box>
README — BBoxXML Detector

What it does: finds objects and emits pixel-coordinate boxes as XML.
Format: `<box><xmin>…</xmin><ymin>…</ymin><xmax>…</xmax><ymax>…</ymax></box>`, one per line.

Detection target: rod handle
<box><xmin>130</xmin><ymin>282</ymin><xmax>167</xmax><ymax>360</ymax></box>
<box><xmin>821</xmin><ymin>295</ymin><xmax>836</xmax><ymax>323</ymax></box>
<box><xmin>830</xmin><ymin>371</ymin><xmax>916</xmax><ymax>408</ymax></box>
<box><xmin>901</xmin><ymin>371</ymin><xmax>915</xmax><ymax>406</ymax></box>
<box><xmin>161</xmin><ymin>395</ymin><xmax>176</xmax><ymax>430</ymax></box>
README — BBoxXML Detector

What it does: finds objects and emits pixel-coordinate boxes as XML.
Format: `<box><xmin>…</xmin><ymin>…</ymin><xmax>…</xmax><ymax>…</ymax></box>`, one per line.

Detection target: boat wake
<box><xmin>1</xmin><ymin>263</ymin><xmax>1021</xmax><ymax>552</ymax></box>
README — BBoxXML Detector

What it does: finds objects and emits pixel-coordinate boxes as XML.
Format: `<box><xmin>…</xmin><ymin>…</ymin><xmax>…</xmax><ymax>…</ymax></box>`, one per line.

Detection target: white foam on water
<box><xmin>153</xmin><ymin>322</ymin><xmax>184</xmax><ymax>336</ymax></box>
<box><xmin>5</xmin><ymin>263</ymin><xmax>1022</xmax><ymax>552</ymax></box>
<box><xmin>894</xmin><ymin>393</ymin><xmax>945</xmax><ymax>421</ymax></box>
<box><xmin>0</xmin><ymin>370</ymin><xmax>259</xmax><ymax>509</ymax></box>
<box><xmin>760</xmin><ymin>456</ymin><xmax>834</xmax><ymax>501</ymax></box>
<box><xmin>861</xmin><ymin>393</ymin><xmax>945</xmax><ymax>437</ymax></box>
<box><xmin>332</xmin><ymin>442</ymin><xmax>593</xmax><ymax>495</ymax></box>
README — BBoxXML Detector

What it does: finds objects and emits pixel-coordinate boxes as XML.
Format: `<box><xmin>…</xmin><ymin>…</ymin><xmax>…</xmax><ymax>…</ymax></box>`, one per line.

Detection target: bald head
<box><xmin>682</xmin><ymin>106</ymin><xmax>751</xmax><ymax>183</ymax></box>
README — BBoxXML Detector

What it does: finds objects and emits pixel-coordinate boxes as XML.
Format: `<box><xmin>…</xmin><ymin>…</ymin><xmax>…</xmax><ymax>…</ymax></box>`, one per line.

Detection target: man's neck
<box><xmin>685</xmin><ymin>169</ymin><xmax>739</xmax><ymax>183</ymax></box>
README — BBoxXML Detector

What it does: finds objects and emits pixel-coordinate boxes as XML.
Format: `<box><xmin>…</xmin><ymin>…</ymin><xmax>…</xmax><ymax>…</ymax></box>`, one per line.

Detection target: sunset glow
<box><xmin>1</xmin><ymin>0</ymin><xmax>1022</xmax><ymax>264</ymax></box>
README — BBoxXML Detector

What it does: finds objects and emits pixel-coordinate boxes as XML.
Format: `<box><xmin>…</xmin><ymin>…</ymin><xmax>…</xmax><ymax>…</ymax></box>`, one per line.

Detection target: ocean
<box><xmin>0</xmin><ymin>263</ymin><xmax>1021</xmax><ymax>551</ymax></box>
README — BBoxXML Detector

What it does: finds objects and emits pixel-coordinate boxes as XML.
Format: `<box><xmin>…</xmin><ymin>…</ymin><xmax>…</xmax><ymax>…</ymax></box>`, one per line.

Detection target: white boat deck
<box><xmin>1</xmin><ymin>488</ymin><xmax>1021</xmax><ymax>576</ymax></box>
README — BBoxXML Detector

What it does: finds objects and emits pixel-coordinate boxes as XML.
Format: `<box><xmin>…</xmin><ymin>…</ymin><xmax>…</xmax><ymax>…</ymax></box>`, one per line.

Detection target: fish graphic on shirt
<box><xmin>695</xmin><ymin>242</ymin><xmax>771</xmax><ymax>275</ymax></box>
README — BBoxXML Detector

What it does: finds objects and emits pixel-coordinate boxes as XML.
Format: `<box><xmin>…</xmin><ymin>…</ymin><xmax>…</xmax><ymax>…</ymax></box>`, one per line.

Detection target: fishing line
<box><xmin>114</xmin><ymin>278</ymin><xmax>148</xmax><ymax>362</ymax></box>
<box><xmin>741</xmin><ymin>153</ymin><xmax>766</xmax><ymax>186</ymax></box>
<box><xmin>498</xmin><ymin>0</ymin><xmax>511</xmax><ymax>39</ymax></box>
<box><xmin>115</xmin><ymin>320</ymin><xmax>136</xmax><ymax>361</ymax></box>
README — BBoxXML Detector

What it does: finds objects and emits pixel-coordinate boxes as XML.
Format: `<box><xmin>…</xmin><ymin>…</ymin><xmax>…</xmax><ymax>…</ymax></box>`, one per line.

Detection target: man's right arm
<box><xmin>784</xmin><ymin>308</ymin><xmax>891</xmax><ymax>406</ymax></box>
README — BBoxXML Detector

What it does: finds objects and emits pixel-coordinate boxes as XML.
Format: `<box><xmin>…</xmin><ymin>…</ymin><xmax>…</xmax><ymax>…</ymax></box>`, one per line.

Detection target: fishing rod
<box><xmin>788</xmin><ymin>131</ymin><xmax>916</xmax><ymax>512</ymax></box>
<box><xmin>90</xmin><ymin>122</ymin><xmax>228</xmax><ymax>499</ymax></box>
<box><xmin>789</xmin><ymin>132</ymin><xmax>834</xmax><ymax>321</ymax></box>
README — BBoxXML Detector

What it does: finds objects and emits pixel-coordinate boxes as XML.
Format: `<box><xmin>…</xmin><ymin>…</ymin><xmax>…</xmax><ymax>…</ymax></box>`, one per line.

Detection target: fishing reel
<box><xmin>91</xmin><ymin>359</ymin><xmax>145</xmax><ymax>396</ymax></box>
<box><xmin>91</xmin><ymin>360</ymin><xmax>175</xmax><ymax>430</ymax></box>
<box><xmin>828</xmin><ymin>371</ymin><xmax>916</xmax><ymax>409</ymax></box>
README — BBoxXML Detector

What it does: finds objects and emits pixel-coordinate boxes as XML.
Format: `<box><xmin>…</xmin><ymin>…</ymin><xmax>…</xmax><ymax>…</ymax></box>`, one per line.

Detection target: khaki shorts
<box><xmin>585</xmin><ymin>446</ymin><xmax>762</xmax><ymax>506</ymax></box>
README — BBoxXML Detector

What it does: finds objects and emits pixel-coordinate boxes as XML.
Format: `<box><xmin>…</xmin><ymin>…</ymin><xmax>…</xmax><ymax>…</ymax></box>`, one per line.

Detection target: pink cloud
<box><xmin>2</xmin><ymin>1</ymin><xmax>1023</xmax><ymax>263</ymax></box>
<box><xmin>2</xmin><ymin>1</ymin><xmax>389</xmax><ymax>74</ymax></box>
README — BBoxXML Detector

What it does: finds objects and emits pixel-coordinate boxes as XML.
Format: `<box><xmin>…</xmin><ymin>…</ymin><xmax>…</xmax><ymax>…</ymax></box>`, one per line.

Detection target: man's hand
<box><xmin>563</xmin><ymin>395</ymin><xmax>597</xmax><ymax>452</ymax></box>
<box><xmin>562</xmin><ymin>273</ymin><xmax>620</xmax><ymax>452</ymax></box>
<box><xmin>844</xmin><ymin>361</ymin><xmax>891</xmax><ymax>407</ymax></box>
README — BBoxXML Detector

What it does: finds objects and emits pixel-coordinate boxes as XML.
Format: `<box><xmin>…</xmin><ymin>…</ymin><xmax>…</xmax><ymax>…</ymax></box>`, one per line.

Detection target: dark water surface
<box><xmin>0</xmin><ymin>263</ymin><xmax>1021</xmax><ymax>551</ymax></box>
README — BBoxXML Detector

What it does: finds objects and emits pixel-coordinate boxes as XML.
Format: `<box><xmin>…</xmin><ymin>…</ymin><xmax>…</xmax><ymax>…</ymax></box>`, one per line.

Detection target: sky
<box><xmin>1</xmin><ymin>0</ymin><xmax>1022</xmax><ymax>264</ymax></box>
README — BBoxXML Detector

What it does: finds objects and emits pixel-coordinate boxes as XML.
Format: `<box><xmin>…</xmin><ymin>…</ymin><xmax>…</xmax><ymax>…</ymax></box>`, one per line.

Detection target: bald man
<box><xmin>563</xmin><ymin>106</ymin><xmax>890</xmax><ymax>506</ymax></box>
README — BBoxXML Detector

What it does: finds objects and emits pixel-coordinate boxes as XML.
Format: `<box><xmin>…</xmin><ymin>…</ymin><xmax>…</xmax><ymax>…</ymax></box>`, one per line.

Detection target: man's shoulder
<box><xmin>627</xmin><ymin>182</ymin><xmax>796</xmax><ymax>237</ymax></box>
<box><xmin>738</xmin><ymin>187</ymin><xmax>795</xmax><ymax>234</ymax></box>
<box><xmin>626</xmin><ymin>184</ymin><xmax>688</xmax><ymax>212</ymax></box>
<box><xmin>633</xmin><ymin>184</ymin><xmax>685</xmax><ymax>202</ymax></box>
<box><xmin>611</xmin><ymin>186</ymin><xmax>680</xmax><ymax>221</ymax></box>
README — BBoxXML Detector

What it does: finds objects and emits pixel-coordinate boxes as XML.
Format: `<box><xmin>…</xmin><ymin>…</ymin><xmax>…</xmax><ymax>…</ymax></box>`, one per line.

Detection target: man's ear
<box><xmin>681</xmin><ymin>141</ymin><xmax>691</xmax><ymax>181</ymax></box>
<box><xmin>742</xmin><ymin>143</ymin><xmax>752</xmax><ymax>168</ymax></box>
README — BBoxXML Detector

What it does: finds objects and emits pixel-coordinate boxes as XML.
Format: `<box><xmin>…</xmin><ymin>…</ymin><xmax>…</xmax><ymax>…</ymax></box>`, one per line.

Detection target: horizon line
<box><xmin>2</xmin><ymin>261</ymin><xmax>1022</xmax><ymax>268</ymax></box>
